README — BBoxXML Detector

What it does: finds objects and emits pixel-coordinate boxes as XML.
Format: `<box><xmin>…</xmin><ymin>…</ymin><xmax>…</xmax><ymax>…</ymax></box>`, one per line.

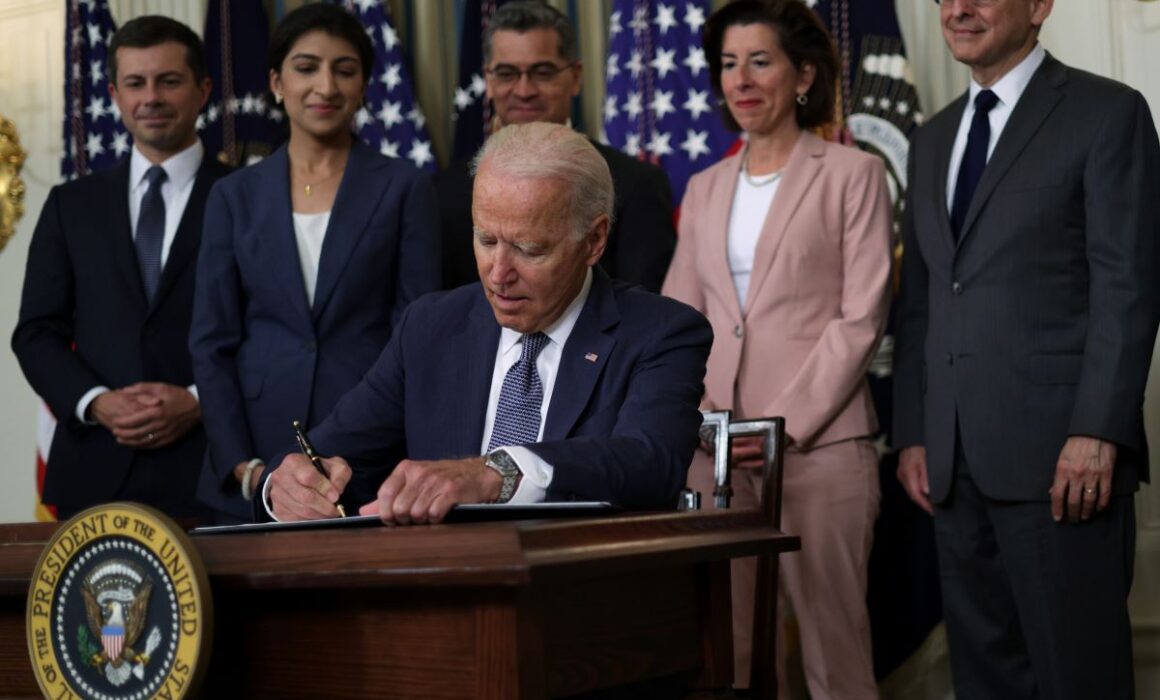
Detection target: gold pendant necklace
<box><xmin>299</xmin><ymin>168</ymin><xmax>342</xmax><ymax>197</ymax></box>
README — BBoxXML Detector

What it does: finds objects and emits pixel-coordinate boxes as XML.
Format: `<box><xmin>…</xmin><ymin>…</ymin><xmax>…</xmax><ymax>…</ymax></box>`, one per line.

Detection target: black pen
<box><xmin>293</xmin><ymin>420</ymin><xmax>347</xmax><ymax>518</ymax></box>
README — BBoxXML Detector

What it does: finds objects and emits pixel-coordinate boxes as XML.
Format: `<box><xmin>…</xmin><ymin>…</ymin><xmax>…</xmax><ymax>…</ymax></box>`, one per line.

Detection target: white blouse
<box><xmin>292</xmin><ymin>211</ymin><xmax>331</xmax><ymax>306</ymax></box>
<box><xmin>726</xmin><ymin>173</ymin><xmax>780</xmax><ymax>311</ymax></box>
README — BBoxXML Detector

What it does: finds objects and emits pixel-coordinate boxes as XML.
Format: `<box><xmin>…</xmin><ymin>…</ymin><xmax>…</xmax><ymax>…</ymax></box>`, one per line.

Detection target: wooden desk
<box><xmin>0</xmin><ymin>511</ymin><xmax>797</xmax><ymax>699</ymax></box>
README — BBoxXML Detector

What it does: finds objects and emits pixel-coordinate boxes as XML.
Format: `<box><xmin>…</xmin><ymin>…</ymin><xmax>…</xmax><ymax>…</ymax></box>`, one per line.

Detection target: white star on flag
<box><xmin>897</xmin><ymin>101</ymin><xmax>910</xmax><ymax>115</ymax></box>
<box><xmin>625</xmin><ymin>92</ymin><xmax>644</xmax><ymax>119</ymax></box>
<box><xmin>89</xmin><ymin>60</ymin><xmax>103</xmax><ymax>86</ymax></box>
<box><xmin>84</xmin><ymin>133</ymin><xmax>105</xmax><ymax>159</ymax></box>
<box><xmin>604</xmin><ymin>95</ymin><xmax>619</xmax><ymax>121</ymax></box>
<box><xmin>654</xmin><ymin>4</ymin><xmax>678</xmax><ymax>35</ymax></box>
<box><xmin>470</xmin><ymin>73</ymin><xmax>487</xmax><ymax>97</ymax></box>
<box><xmin>354</xmin><ymin>0</ymin><xmax>377</xmax><ymax>13</ymax></box>
<box><xmin>380</xmin><ymin>138</ymin><xmax>399</xmax><ymax>158</ymax></box>
<box><xmin>381</xmin><ymin>63</ymin><xmax>402</xmax><ymax>92</ymax></box>
<box><xmin>454</xmin><ymin>87</ymin><xmax>474</xmax><ymax>111</ymax></box>
<box><xmin>381</xmin><ymin>23</ymin><xmax>398</xmax><ymax>51</ymax></box>
<box><xmin>630</xmin><ymin>7</ymin><xmax>649</xmax><ymax>34</ymax></box>
<box><xmin>650</xmin><ymin>47</ymin><xmax>677</xmax><ymax>79</ymax></box>
<box><xmin>85</xmin><ymin>97</ymin><xmax>106</xmax><ymax>121</ymax></box>
<box><xmin>87</xmin><ymin>22</ymin><xmax>103</xmax><ymax>46</ymax></box>
<box><xmin>683</xmin><ymin>89</ymin><xmax>712</xmax><ymax>120</ymax></box>
<box><xmin>606</xmin><ymin>53</ymin><xmax>621</xmax><ymax>80</ymax></box>
<box><xmin>378</xmin><ymin>100</ymin><xmax>403</xmax><ymax>128</ymax></box>
<box><xmin>684</xmin><ymin>4</ymin><xmax>706</xmax><ymax>33</ymax></box>
<box><xmin>609</xmin><ymin>11</ymin><xmax>622</xmax><ymax>38</ymax></box>
<box><xmin>646</xmin><ymin>130</ymin><xmax>673</xmax><ymax>157</ymax></box>
<box><xmin>407</xmin><ymin>139</ymin><xmax>433</xmax><ymax>168</ymax></box>
<box><xmin>241</xmin><ymin>94</ymin><xmax>256</xmax><ymax>114</ymax></box>
<box><xmin>683</xmin><ymin>46</ymin><xmax>708</xmax><ymax>77</ymax></box>
<box><xmin>627</xmin><ymin>51</ymin><xmax>644</xmax><ymax>78</ymax></box>
<box><xmin>355</xmin><ymin>107</ymin><xmax>373</xmax><ymax>129</ymax></box>
<box><xmin>407</xmin><ymin>107</ymin><xmax>425</xmax><ymax>129</ymax></box>
<box><xmin>111</xmin><ymin>131</ymin><xmax>130</xmax><ymax>157</ymax></box>
<box><xmin>680</xmin><ymin>129</ymin><xmax>711</xmax><ymax>160</ymax></box>
<box><xmin>651</xmin><ymin>89</ymin><xmax>676</xmax><ymax>119</ymax></box>
<box><xmin>624</xmin><ymin>133</ymin><xmax>642</xmax><ymax>158</ymax></box>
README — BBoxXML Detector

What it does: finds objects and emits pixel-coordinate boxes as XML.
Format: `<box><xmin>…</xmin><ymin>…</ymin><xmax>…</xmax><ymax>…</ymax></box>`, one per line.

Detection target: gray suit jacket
<box><xmin>893</xmin><ymin>53</ymin><xmax>1160</xmax><ymax>502</ymax></box>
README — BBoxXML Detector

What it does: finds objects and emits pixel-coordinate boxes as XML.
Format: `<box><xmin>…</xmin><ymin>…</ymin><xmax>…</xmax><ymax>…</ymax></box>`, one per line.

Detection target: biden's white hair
<box><xmin>472</xmin><ymin>122</ymin><xmax>614</xmax><ymax>241</ymax></box>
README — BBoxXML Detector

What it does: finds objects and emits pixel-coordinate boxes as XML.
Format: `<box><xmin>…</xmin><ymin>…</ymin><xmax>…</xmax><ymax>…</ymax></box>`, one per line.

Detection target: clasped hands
<box><xmin>268</xmin><ymin>453</ymin><xmax>505</xmax><ymax>525</ymax></box>
<box><xmin>89</xmin><ymin>382</ymin><xmax>200</xmax><ymax>448</ymax></box>
<box><xmin>897</xmin><ymin>435</ymin><xmax>1115</xmax><ymax>523</ymax></box>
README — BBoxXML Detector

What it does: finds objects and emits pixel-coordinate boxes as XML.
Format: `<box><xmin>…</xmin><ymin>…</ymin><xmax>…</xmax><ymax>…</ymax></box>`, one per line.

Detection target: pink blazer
<box><xmin>663</xmin><ymin>131</ymin><xmax>892</xmax><ymax>449</ymax></box>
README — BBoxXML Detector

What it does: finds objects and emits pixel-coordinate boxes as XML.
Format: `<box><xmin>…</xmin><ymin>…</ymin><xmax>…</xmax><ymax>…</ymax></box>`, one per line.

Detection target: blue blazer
<box><xmin>273</xmin><ymin>269</ymin><xmax>713</xmax><ymax>513</ymax></box>
<box><xmin>191</xmin><ymin>140</ymin><xmax>440</xmax><ymax>521</ymax></box>
<box><xmin>13</xmin><ymin>155</ymin><xmax>231</xmax><ymax>515</ymax></box>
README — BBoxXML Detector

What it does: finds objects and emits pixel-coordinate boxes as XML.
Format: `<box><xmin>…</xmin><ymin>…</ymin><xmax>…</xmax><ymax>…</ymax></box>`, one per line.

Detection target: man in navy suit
<box><xmin>894</xmin><ymin>1</ymin><xmax>1160</xmax><ymax>697</ymax></box>
<box><xmin>263</xmin><ymin>122</ymin><xmax>711</xmax><ymax>523</ymax></box>
<box><xmin>433</xmin><ymin>1</ymin><xmax>676</xmax><ymax>293</ymax></box>
<box><xmin>13</xmin><ymin>17</ymin><xmax>231</xmax><ymax>519</ymax></box>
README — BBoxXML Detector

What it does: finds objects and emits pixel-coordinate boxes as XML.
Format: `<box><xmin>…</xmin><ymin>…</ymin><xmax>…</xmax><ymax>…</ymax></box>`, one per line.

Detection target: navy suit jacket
<box><xmin>12</xmin><ymin>154</ymin><xmax>231</xmax><ymax>514</ymax></box>
<box><xmin>191</xmin><ymin>140</ymin><xmax>440</xmax><ymax>520</ymax></box>
<box><xmin>894</xmin><ymin>54</ymin><xmax>1160</xmax><ymax>502</ymax></box>
<box><xmin>271</xmin><ymin>269</ymin><xmax>712</xmax><ymax>514</ymax></box>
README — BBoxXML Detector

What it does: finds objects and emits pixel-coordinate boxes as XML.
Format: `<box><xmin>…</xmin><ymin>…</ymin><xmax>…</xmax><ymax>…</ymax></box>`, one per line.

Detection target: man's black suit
<box><xmin>434</xmin><ymin>139</ymin><xmax>676</xmax><ymax>291</ymax></box>
<box><xmin>894</xmin><ymin>53</ymin><xmax>1160</xmax><ymax>698</ymax></box>
<box><xmin>12</xmin><ymin>155</ymin><xmax>232</xmax><ymax>517</ymax></box>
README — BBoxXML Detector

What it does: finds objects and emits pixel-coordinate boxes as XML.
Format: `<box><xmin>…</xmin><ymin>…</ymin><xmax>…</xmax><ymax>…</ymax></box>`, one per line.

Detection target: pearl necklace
<box><xmin>741</xmin><ymin>149</ymin><xmax>784</xmax><ymax>187</ymax></box>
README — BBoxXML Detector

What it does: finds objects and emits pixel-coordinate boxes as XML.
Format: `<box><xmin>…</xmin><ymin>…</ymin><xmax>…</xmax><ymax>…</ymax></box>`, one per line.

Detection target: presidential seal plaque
<box><xmin>27</xmin><ymin>503</ymin><xmax>212</xmax><ymax>699</ymax></box>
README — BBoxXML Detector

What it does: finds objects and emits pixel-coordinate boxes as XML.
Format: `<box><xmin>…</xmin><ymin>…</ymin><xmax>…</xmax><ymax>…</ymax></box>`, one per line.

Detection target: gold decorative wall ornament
<box><xmin>0</xmin><ymin>115</ymin><xmax>28</xmax><ymax>253</ymax></box>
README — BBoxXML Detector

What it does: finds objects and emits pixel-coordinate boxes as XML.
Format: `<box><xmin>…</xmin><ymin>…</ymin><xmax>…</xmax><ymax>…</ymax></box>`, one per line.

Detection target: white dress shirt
<box><xmin>481</xmin><ymin>267</ymin><xmax>593</xmax><ymax>503</ymax></box>
<box><xmin>263</xmin><ymin>269</ymin><xmax>594</xmax><ymax>518</ymax></box>
<box><xmin>76</xmin><ymin>142</ymin><xmax>205</xmax><ymax>423</ymax></box>
<box><xmin>292</xmin><ymin>211</ymin><xmax>331</xmax><ymax>306</ymax></box>
<box><xmin>946</xmin><ymin>43</ymin><xmax>1046</xmax><ymax>211</ymax></box>
<box><xmin>727</xmin><ymin>172</ymin><xmax>781</xmax><ymax>311</ymax></box>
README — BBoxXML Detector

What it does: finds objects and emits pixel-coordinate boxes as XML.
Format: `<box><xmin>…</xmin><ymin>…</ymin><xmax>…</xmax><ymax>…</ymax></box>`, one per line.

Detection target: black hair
<box><xmin>108</xmin><ymin>15</ymin><xmax>207</xmax><ymax>84</ymax></box>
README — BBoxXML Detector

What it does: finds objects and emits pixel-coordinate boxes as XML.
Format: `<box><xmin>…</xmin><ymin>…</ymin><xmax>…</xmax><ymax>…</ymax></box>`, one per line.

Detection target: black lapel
<box><xmin>104</xmin><ymin>160</ymin><xmax>149</xmax><ymax>312</ymax></box>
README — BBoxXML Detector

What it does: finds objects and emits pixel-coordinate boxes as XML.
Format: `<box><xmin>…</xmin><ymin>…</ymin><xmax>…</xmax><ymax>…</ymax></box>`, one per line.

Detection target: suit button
<box><xmin>946</xmin><ymin>353</ymin><xmax>954</xmax><ymax>365</ymax></box>
<box><xmin>733</xmin><ymin>325</ymin><xmax>743</xmax><ymax>338</ymax></box>
<box><xmin>952</xmin><ymin>281</ymin><xmax>963</xmax><ymax>295</ymax></box>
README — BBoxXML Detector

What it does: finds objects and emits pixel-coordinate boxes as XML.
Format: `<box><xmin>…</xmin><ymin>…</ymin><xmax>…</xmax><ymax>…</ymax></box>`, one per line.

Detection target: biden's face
<box><xmin>471</xmin><ymin>164</ymin><xmax>606</xmax><ymax>334</ymax></box>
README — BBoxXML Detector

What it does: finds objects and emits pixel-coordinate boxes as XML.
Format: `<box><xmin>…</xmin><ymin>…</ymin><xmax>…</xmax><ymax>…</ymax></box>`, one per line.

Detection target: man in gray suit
<box><xmin>894</xmin><ymin>1</ymin><xmax>1160</xmax><ymax>697</ymax></box>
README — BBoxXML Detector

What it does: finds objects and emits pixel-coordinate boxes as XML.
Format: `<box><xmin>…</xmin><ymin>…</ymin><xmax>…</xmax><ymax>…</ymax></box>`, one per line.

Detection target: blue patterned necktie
<box><xmin>487</xmin><ymin>332</ymin><xmax>550</xmax><ymax>451</ymax></box>
<box><xmin>135</xmin><ymin>165</ymin><xmax>167</xmax><ymax>301</ymax></box>
<box><xmin>950</xmin><ymin>89</ymin><xmax>999</xmax><ymax>241</ymax></box>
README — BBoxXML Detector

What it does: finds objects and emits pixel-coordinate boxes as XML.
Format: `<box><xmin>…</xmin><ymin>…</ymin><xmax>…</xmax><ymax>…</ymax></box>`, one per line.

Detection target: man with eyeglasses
<box><xmin>434</xmin><ymin>0</ymin><xmax>676</xmax><ymax>293</ymax></box>
<box><xmin>894</xmin><ymin>1</ymin><xmax>1160</xmax><ymax>698</ymax></box>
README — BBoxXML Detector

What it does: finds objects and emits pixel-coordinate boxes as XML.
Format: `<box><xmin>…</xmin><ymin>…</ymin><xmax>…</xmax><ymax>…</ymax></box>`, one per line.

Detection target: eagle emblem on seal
<box><xmin>79</xmin><ymin>559</ymin><xmax>163</xmax><ymax>686</ymax></box>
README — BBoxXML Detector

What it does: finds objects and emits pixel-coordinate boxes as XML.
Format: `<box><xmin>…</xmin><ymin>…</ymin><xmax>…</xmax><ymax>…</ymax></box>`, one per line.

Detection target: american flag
<box><xmin>62</xmin><ymin>0</ymin><xmax>127</xmax><ymax>180</ymax></box>
<box><xmin>200</xmin><ymin>0</ymin><xmax>284</xmax><ymax>166</ymax></box>
<box><xmin>449</xmin><ymin>0</ymin><xmax>506</xmax><ymax>162</ymax></box>
<box><xmin>339</xmin><ymin>0</ymin><xmax>436</xmax><ymax>172</ymax></box>
<box><xmin>602</xmin><ymin>0</ymin><xmax>737</xmax><ymax>204</ymax></box>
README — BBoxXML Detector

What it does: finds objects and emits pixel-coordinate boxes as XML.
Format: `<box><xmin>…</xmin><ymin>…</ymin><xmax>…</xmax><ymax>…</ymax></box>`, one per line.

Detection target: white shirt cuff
<box><xmin>187</xmin><ymin>384</ymin><xmax>199</xmax><ymax>402</ymax></box>
<box><xmin>76</xmin><ymin>386</ymin><xmax>110</xmax><ymax>424</ymax></box>
<box><xmin>261</xmin><ymin>473</ymin><xmax>281</xmax><ymax>522</ymax></box>
<box><xmin>499</xmin><ymin>445</ymin><xmax>553</xmax><ymax>504</ymax></box>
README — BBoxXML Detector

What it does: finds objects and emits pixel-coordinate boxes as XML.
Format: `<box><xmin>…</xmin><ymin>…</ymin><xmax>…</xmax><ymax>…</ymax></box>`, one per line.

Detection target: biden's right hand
<box><xmin>269</xmin><ymin>453</ymin><xmax>351</xmax><ymax>521</ymax></box>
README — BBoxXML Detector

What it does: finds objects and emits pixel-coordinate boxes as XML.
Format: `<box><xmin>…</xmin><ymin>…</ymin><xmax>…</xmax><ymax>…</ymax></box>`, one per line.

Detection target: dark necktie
<box><xmin>950</xmin><ymin>89</ymin><xmax>999</xmax><ymax>241</ymax></box>
<box><xmin>136</xmin><ymin>165</ymin><xmax>167</xmax><ymax>301</ymax></box>
<box><xmin>487</xmin><ymin>332</ymin><xmax>550</xmax><ymax>452</ymax></box>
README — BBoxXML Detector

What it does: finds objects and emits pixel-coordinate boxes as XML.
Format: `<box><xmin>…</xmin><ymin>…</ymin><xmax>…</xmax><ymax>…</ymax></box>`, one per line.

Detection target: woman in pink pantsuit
<box><xmin>662</xmin><ymin>2</ymin><xmax>892</xmax><ymax>697</ymax></box>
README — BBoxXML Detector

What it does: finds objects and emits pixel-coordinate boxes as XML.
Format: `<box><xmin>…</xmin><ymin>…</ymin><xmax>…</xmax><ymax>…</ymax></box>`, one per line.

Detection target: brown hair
<box><xmin>703</xmin><ymin>0</ymin><xmax>838</xmax><ymax>131</ymax></box>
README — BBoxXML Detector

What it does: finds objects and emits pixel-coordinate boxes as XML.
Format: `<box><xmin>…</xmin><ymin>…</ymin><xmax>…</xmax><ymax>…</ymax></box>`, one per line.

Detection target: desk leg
<box><xmin>749</xmin><ymin>552</ymin><xmax>779</xmax><ymax>700</ymax></box>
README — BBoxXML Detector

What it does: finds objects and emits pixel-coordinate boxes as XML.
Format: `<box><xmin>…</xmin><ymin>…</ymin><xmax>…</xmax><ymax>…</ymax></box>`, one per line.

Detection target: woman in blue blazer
<box><xmin>190</xmin><ymin>4</ymin><xmax>440</xmax><ymax>522</ymax></box>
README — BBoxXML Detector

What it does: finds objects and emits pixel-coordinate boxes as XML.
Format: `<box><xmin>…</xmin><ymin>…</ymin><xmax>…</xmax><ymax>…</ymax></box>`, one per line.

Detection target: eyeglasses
<box><xmin>485</xmin><ymin>62</ymin><xmax>575</xmax><ymax>86</ymax></box>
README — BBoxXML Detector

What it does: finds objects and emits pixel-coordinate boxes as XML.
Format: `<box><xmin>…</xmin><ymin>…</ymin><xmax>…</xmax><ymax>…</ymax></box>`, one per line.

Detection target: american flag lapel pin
<box><xmin>584</xmin><ymin>352</ymin><xmax>599</xmax><ymax>363</ymax></box>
